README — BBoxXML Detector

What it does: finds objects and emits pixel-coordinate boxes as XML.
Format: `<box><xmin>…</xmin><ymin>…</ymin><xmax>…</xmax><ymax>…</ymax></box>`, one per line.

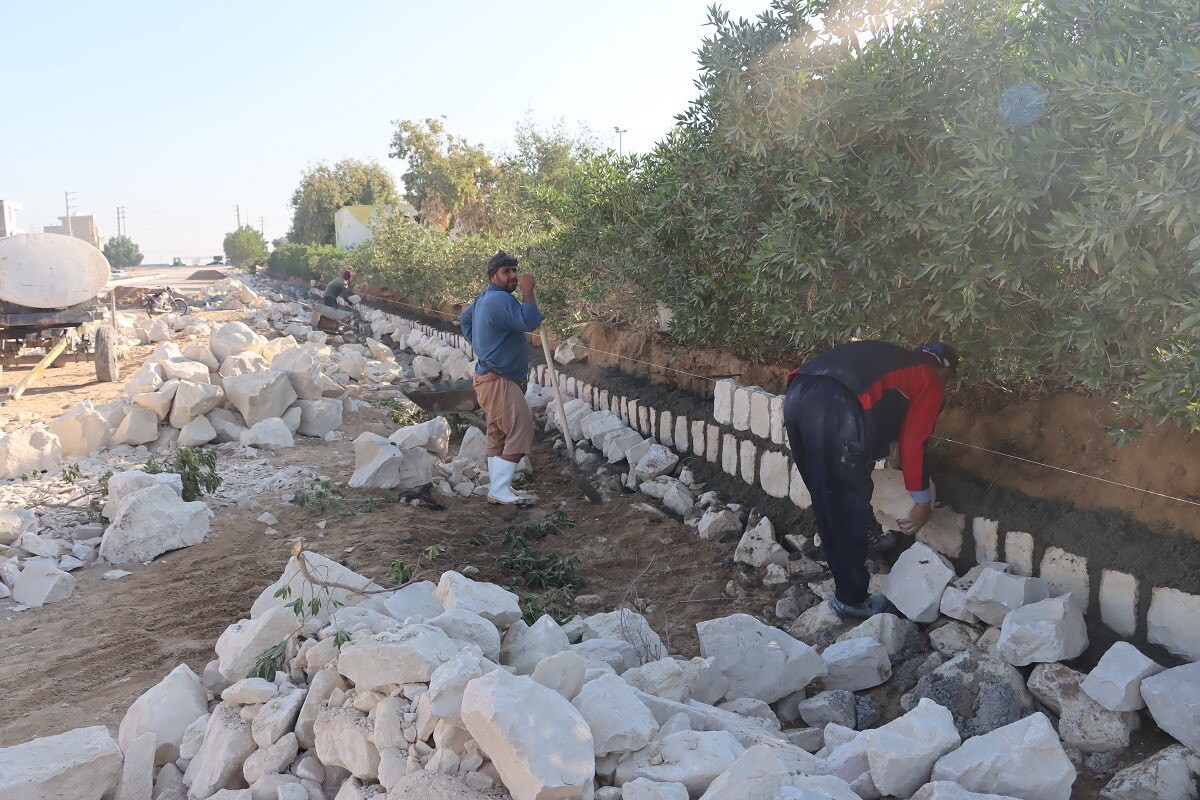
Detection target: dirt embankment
<box><xmin>576</xmin><ymin>322</ymin><xmax>1200</xmax><ymax>541</ymax></box>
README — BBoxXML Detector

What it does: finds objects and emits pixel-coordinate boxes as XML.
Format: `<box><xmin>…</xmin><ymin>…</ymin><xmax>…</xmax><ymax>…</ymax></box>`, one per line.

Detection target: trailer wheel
<box><xmin>95</xmin><ymin>326</ymin><xmax>119</xmax><ymax>383</ymax></box>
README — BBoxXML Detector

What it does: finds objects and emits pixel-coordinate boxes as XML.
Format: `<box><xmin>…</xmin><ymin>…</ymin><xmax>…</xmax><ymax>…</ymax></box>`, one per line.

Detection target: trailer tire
<box><xmin>95</xmin><ymin>326</ymin><xmax>119</xmax><ymax>383</ymax></box>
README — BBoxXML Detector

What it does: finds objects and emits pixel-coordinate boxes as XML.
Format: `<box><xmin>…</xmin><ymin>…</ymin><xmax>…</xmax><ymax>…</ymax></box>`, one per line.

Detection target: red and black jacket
<box><xmin>791</xmin><ymin>340</ymin><xmax>944</xmax><ymax>501</ymax></box>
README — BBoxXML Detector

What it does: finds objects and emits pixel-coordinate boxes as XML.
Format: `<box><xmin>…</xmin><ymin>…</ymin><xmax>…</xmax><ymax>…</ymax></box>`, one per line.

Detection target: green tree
<box><xmin>289</xmin><ymin>158</ymin><xmax>398</xmax><ymax>245</ymax></box>
<box><xmin>223</xmin><ymin>226</ymin><xmax>268</xmax><ymax>270</ymax></box>
<box><xmin>388</xmin><ymin>117</ymin><xmax>498</xmax><ymax>232</ymax></box>
<box><xmin>103</xmin><ymin>235</ymin><xmax>143</xmax><ymax>268</ymax></box>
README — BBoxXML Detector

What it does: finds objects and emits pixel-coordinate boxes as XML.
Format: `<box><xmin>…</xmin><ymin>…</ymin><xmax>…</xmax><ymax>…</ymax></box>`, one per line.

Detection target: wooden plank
<box><xmin>8</xmin><ymin>337</ymin><xmax>70</xmax><ymax>400</ymax></box>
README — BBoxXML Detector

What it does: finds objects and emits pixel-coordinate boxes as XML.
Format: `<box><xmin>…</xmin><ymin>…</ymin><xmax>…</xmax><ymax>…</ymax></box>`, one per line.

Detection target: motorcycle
<box><xmin>140</xmin><ymin>288</ymin><xmax>189</xmax><ymax>317</ymax></box>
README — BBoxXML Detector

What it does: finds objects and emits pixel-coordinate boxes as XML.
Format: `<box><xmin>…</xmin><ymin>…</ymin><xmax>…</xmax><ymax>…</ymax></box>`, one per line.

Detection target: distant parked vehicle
<box><xmin>110</xmin><ymin>268</ymin><xmax>127</xmax><ymax>279</ymax></box>
<box><xmin>140</xmin><ymin>287</ymin><xmax>188</xmax><ymax>317</ymax></box>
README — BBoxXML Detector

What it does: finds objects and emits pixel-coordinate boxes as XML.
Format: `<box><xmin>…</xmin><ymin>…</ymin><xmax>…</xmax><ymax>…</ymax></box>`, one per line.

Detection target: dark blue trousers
<box><xmin>784</xmin><ymin>374</ymin><xmax>875</xmax><ymax>606</ymax></box>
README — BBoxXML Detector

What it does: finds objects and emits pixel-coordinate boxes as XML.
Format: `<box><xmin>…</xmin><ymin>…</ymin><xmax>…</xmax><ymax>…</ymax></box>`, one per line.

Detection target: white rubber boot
<box><xmin>487</xmin><ymin>456</ymin><xmax>522</xmax><ymax>505</ymax></box>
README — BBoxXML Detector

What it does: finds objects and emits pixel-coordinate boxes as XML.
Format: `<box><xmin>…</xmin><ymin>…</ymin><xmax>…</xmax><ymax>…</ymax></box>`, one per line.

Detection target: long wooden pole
<box><xmin>9</xmin><ymin>336</ymin><xmax>69</xmax><ymax>401</ymax></box>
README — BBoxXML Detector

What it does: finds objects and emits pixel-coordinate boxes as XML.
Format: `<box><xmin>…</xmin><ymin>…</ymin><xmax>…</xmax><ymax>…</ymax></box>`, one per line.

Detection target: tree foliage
<box><xmin>348</xmin><ymin>0</ymin><xmax>1200</xmax><ymax>428</ymax></box>
<box><xmin>267</xmin><ymin>242</ymin><xmax>346</xmax><ymax>282</ymax></box>
<box><xmin>289</xmin><ymin>158</ymin><xmax>397</xmax><ymax>245</ymax></box>
<box><xmin>388</xmin><ymin>117</ymin><xmax>499</xmax><ymax>232</ymax></box>
<box><xmin>223</xmin><ymin>226</ymin><xmax>268</xmax><ymax>270</ymax></box>
<box><xmin>103</xmin><ymin>235</ymin><xmax>143</xmax><ymax>268</ymax></box>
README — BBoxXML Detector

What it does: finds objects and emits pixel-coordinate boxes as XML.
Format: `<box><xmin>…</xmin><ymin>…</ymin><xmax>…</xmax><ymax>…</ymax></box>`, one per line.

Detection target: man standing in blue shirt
<box><xmin>460</xmin><ymin>250</ymin><xmax>544</xmax><ymax>505</ymax></box>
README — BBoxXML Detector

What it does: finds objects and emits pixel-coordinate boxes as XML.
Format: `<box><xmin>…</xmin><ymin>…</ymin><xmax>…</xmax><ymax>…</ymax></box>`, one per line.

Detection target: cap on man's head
<box><xmin>915</xmin><ymin>340</ymin><xmax>959</xmax><ymax>376</ymax></box>
<box><xmin>487</xmin><ymin>250</ymin><xmax>519</xmax><ymax>276</ymax></box>
<box><xmin>342</xmin><ymin>270</ymin><xmax>353</xmax><ymax>280</ymax></box>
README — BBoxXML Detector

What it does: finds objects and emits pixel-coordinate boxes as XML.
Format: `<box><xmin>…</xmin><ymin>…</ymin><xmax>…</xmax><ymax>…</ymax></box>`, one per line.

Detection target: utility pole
<box><xmin>613</xmin><ymin>126</ymin><xmax>627</xmax><ymax>157</ymax></box>
<box><xmin>64</xmin><ymin>191</ymin><xmax>76</xmax><ymax>237</ymax></box>
<box><xmin>260</xmin><ymin>217</ymin><xmax>264</xmax><ymax>237</ymax></box>
<box><xmin>236</xmin><ymin>204</ymin><xmax>241</xmax><ymax>229</ymax></box>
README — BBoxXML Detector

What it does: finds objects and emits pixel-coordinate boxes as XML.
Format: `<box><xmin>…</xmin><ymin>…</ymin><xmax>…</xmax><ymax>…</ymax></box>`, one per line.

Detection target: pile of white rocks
<box><xmin>0</xmin><ymin>551</ymin><xmax>1180</xmax><ymax>800</ymax></box>
<box><xmin>0</xmin><ymin>445</ymin><xmax>324</xmax><ymax>609</ymax></box>
<box><xmin>505</xmin><ymin>378</ymin><xmax>1200</xmax><ymax>798</ymax></box>
<box><xmin>347</xmin><ymin>415</ymin><xmax>499</xmax><ymax>502</ymax></box>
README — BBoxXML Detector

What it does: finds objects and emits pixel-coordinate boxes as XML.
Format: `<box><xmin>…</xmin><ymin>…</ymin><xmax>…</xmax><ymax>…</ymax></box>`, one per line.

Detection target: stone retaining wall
<box><xmin>378</xmin><ymin>310</ymin><xmax>1200</xmax><ymax>666</ymax></box>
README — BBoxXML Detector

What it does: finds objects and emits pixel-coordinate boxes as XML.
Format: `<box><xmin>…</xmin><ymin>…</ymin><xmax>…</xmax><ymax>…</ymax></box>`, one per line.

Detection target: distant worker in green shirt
<box><xmin>323</xmin><ymin>270</ymin><xmax>354</xmax><ymax>308</ymax></box>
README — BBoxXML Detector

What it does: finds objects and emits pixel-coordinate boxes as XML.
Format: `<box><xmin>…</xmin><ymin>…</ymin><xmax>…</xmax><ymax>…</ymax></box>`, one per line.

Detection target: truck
<box><xmin>0</xmin><ymin>232</ymin><xmax>120</xmax><ymax>399</ymax></box>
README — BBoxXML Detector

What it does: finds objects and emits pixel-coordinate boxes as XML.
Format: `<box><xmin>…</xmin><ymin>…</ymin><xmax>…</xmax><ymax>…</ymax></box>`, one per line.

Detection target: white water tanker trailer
<box><xmin>0</xmin><ymin>232</ymin><xmax>119</xmax><ymax>399</ymax></box>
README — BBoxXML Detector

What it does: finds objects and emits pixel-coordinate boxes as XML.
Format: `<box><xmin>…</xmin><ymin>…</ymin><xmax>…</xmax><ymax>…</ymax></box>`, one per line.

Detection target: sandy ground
<box><xmin>0</xmin><ymin>306</ymin><xmax>778</xmax><ymax>746</ymax></box>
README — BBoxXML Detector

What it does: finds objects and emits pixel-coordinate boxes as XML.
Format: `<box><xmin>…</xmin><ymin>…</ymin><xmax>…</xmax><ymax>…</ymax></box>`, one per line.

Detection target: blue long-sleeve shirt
<box><xmin>460</xmin><ymin>283</ymin><xmax>543</xmax><ymax>383</ymax></box>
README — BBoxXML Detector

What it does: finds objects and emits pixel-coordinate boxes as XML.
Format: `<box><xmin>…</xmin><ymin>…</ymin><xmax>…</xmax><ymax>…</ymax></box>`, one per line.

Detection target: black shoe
<box><xmin>829</xmin><ymin>594</ymin><xmax>889</xmax><ymax>620</ymax></box>
<box><xmin>867</xmin><ymin>528</ymin><xmax>898</xmax><ymax>557</ymax></box>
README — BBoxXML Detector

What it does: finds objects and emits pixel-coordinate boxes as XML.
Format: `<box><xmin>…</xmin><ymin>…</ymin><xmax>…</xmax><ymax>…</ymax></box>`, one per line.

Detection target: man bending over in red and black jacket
<box><xmin>785</xmin><ymin>339</ymin><xmax>958</xmax><ymax>619</ymax></box>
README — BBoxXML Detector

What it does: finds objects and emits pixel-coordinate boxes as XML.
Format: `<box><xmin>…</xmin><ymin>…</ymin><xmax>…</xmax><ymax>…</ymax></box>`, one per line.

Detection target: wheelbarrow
<box><xmin>310</xmin><ymin>303</ymin><xmax>355</xmax><ymax>334</ymax></box>
<box><xmin>403</xmin><ymin>379</ymin><xmax>481</xmax><ymax>416</ymax></box>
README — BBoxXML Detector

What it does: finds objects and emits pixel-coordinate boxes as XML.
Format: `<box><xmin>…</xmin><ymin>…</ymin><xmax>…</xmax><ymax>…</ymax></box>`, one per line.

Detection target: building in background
<box><xmin>41</xmin><ymin>214</ymin><xmax>104</xmax><ymax>248</ymax></box>
<box><xmin>334</xmin><ymin>202</ymin><xmax>416</xmax><ymax>250</ymax></box>
<box><xmin>0</xmin><ymin>200</ymin><xmax>22</xmax><ymax>237</ymax></box>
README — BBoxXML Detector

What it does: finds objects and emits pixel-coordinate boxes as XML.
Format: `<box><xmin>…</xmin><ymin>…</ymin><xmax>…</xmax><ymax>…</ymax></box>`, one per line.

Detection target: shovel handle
<box><xmin>538</xmin><ymin>327</ymin><xmax>578</xmax><ymax>460</ymax></box>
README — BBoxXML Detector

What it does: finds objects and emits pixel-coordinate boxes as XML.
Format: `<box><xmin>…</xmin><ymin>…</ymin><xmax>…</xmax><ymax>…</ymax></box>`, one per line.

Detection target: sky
<box><xmin>1</xmin><ymin>0</ymin><xmax>770</xmax><ymax>264</ymax></box>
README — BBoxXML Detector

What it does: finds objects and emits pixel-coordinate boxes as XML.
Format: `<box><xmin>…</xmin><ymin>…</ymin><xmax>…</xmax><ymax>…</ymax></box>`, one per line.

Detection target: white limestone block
<box><xmin>337</xmin><ymin>625</ymin><xmax>459</xmax><ymax>690</ymax></box>
<box><xmin>183</xmin><ymin>702</ymin><xmax>258</xmax><ymax>798</ymax></box>
<box><xmin>239</xmin><ymin>417</ymin><xmax>294</xmax><ymax>449</ymax></box>
<box><xmin>462</xmin><ymin>669</ymin><xmax>595</xmax><ymax>800</ymax></box>
<box><xmin>734</xmin><ymin>517</ymin><xmax>788</xmax><ymax>569</ymax></box>
<box><xmin>1099</xmin><ymin>569</ymin><xmax>1138</xmax><ymax>638</ymax></box>
<box><xmin>1141</xmin><ymin>662</ymin><xmax>1200</xmax><ymax>754</ymax></box>
<box><xmin>119</xmin><ymin>663</ymin><xmax>208</xmax><ymax>765</ymax></box>
<box><xmin>11</xmin><ymin>560</ymin><xmax>76</xmax><ymax>607</ymax></box>
<box><xmin>1147</xmin><ymin>587</ymin><xmax>1200</xmax><ymax>662</ymax></box>
<box><xmin>573</xmin><ymin>673</ymin><xmax>659</xmax><ymax>756</ymax></box>
<box><xmin>1081</xmin><ymin>641</ymin><xmax>1164</xmax><ymax>712</ymax></box>
<box><xmin>996</xmin><ymin>594</ymin><xmax>1088</xmax><ymax>666</ymax></box>
<box><xmin>532</xmin><ymin>650</ymin><xmax>588</xmax><ymax>701</ymax></box>
<box><xmin>167</xmin><ymin>380</ymin><xmax>223</xmax><ymax>428</ymax></box>
<box><xmin>697</xmin><ymin>613</ymin><xmax>826</xmax><ymax>703</ymax></box>
<box><xmin>759</xmin><ymin>450</ymin><xmax>791</xmax><ymax>498</ymax></box>
<box><xmin>429</xmin><ymin>608</ymin><xmax>501</xmax><ymax>661</ymax></box>
<box><xmin>698</xmin><ymin>741</ymin><xmax>819</xmax><ymax>800</ymax></box>
<box><xmin>313</xmin><ymin>705</ymin><xmax>380</xmax><ymax>780</ymax></box>
<box><xmin>1039</xmin><ymin>547</ymin><xmax>1089</xmax><ymax>612</ymax></box>
<box><xmin>214</xmin><ymin>605</ymin><xmax>299</xmax><ymax>681</ymax></box>
<box><xmin>0</xmin><ymin>424</ymin><xmax>62</xmax><ymax>478</ymax></box>
<box><xmin>865</xmin><ymin>699</ymin><xmax>961</xmax><ymax>798</ymax></box>
<box><xmin>964</xmin><ymin>568</ymin><xmax>1051</xmax><ymax>627</ymax></box>
<box><xmin>224</xmin><ymin>369</ymin><xmax>298</xmax><ymax>427</ymax></box>
<box><xmin>930</xmin><ymin>713</ymin><xmax>1075</xmax><ymax>800</ymax></box>
<box><xmin>822</xmin><ymin>637</ymin><xmax>892</xmax><ymax>691</ymax></box>
<box><xmin>48</xmin><ymin>400</ymin><xmax>113</xmax><ymax>457</ymax></box>
<box><xmin>99</xmin><ymin>484</ymin><xmax>212</xmax><ymax>565</ymax></box>
<box><xmin>882</xmin><ymin>541</ymin><xmax>955</xmax><ymax>624</ymax></box>
<box><xmin>615</xmin><ymin>730</ymin><xmax>744</xmax><ymax>797</ymax></box>
<box><xmin>501</xmin><ymin>614</ymin><xmax>572</xmax><ymax>675</ymax></box>
<box><xmin>714</xmin><ymin>379</ymin><xmax>738</xmax><ymax>426</ymax></box>
<box><xmin>435</xmin><ymin>571</ymin><xmax>523</xmax><ymax>627</ymax></box>
<box><xmin>582</xmin><ymin>609</ymin><xmax>667</xmax><ymax>664</ymax></box>
<box><xmin>1099</xmin><ymin>744</ymin><xmax>1200</xmax><ymax>800</ymax></box>
<box><xmin>1027</xmin><ymin>662</ymin><xmax>1140</xmax><ymax>753</ymax></box>
<box><xmin>0</xmin><ymin>726</ymin><xmax>121</xmax><ymax>800</ymax></box>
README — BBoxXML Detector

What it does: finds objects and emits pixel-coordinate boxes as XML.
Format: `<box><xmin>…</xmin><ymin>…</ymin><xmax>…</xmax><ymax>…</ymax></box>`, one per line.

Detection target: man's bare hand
<box><xmin>898</xmin><ymin>500</ymin><xmax>932</xmax><ymax>534</ymax></box>
<box><xmin>518</xmin><ymin>273</ymin><xmax>536</xmax><ymax>299</ymax></box>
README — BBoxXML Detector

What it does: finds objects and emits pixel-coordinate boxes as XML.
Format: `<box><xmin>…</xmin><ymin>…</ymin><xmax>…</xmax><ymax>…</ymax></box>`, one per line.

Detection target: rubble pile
<box><xmin>3</xmin><ymin>547</ymin><xmax>1198</xmax><ymax>800</ymax></box>
<box><xmin>3</xmin><ymin>277</ymin><xmax>1198</xmax><ymax>800</ymax></box>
